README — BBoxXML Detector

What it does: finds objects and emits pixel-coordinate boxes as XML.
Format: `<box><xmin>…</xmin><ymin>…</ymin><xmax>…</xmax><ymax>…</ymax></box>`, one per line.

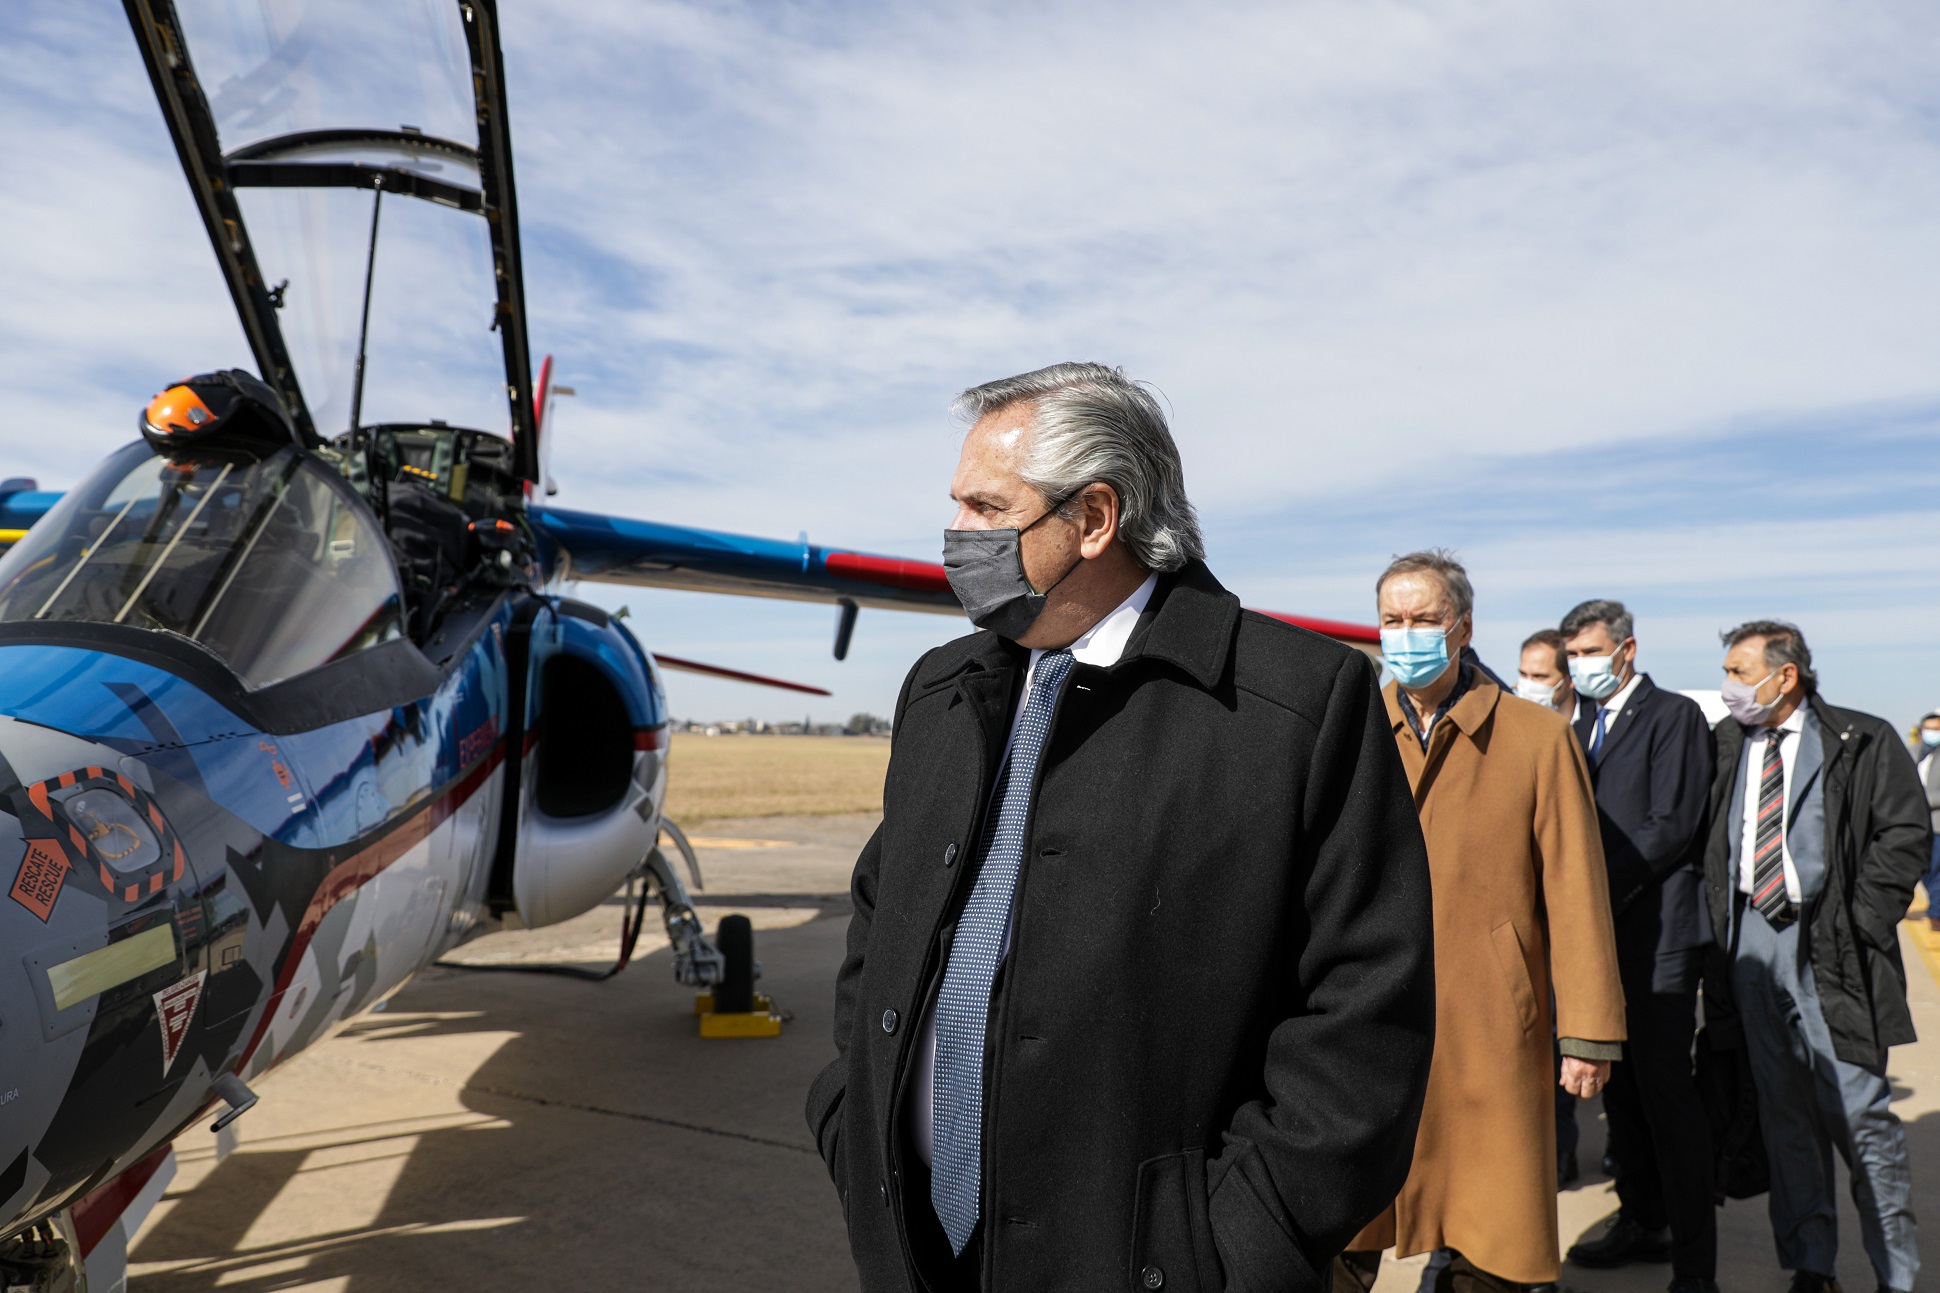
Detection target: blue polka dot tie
<box><xmin>931</xmin><ymin>647</ymin><xmax>1074</xmax><ymax>1255</ymax></box>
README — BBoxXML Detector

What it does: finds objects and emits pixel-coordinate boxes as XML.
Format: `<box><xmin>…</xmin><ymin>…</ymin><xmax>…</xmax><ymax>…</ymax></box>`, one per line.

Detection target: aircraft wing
<box><xmin>537</xmin><ymin>506</ymin><xmax>1384</xmax><ymax>653</ymax></box>
<box><xmin>0</xmin><ymin>486</ymin><xmax>1378</xmax><ymax>649</ymax></box>
<box><xmin>0</xmin><ymin>481</ymin><xmax>59</xmax><ymax>547</ymax></box>
<box><xmin>537</xmin><ymin>507</ymin><xmax>962</xmax><ymax>615</ymax></box>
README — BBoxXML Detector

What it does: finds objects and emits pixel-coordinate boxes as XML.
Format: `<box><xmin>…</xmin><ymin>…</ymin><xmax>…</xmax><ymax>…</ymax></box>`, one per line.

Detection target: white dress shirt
<box><xmin>1738</xmin><ymin>706</ymin><xmax>1808</xmax><ymax>902</ymax></box>
<box><xmin>1585</xmin><ymin>670</ymin><xmax>1642</xmax><ymax>754</ymax></box>
<box><xmin>906</xmin><ymin>572</ymin><xmax>1158</xmax><ymax>1167</ymax></box>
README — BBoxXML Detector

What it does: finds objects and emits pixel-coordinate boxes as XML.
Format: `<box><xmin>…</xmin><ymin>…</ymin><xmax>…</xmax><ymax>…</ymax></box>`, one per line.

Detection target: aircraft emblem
<box><xmin>153</xmin><ymin>971</ymin><xmax>207</xmax><ymax>1075</ymax></box>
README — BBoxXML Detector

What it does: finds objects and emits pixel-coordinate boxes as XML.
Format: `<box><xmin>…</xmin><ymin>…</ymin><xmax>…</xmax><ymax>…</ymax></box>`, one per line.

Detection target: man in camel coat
<box><xmin>1338</xmin><ymin>550</ymin><xmax>1627</xmax><ymax>1293</ymax></box>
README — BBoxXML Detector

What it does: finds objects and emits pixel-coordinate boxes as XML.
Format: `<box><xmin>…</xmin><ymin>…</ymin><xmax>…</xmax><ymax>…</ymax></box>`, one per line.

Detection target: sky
<box><xmin>3</xmin><ymin>0</ymin><xmax>1939</xmax><ymax>727</ymax></box>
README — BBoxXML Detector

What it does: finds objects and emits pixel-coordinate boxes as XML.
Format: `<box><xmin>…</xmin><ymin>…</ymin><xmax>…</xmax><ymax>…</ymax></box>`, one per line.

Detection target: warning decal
<box><xmin>9</xmin><ymin>839</ymin><xmax>71</xmax><ymax>922</ymax></box>
<box><xmin>154</xmin><ymin>970</ymin><xmax>207</xmax><ymax>1074</ymax></box>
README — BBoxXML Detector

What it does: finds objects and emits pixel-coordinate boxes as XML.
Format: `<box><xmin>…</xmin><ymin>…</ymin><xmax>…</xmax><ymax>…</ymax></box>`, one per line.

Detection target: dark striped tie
<box><xmin>931</xmin><ymin>648</ymin><xmax>1074</xmax><ymax>1255</ymax></box>
<box><xmin>1750</xmin><ymin>727</ymin><xmax>1793</xmax><ymax>926</ymax></box>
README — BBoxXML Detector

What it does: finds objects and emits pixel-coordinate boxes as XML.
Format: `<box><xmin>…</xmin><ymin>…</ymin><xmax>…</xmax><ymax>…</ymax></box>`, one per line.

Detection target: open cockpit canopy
<box><xmin>0</xmin><ymin>440</ymin><xmax>403</xmax><ymax>689</ymax></box>
<box><xmin>126</xmin><ymin>0</ymin><xmax>537</xmax><ymax>479</ymax></box>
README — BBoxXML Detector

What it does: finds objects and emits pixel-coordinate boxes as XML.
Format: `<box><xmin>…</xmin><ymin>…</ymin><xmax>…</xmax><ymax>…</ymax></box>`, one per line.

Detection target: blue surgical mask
<box><xmin>1569</xmin><ymin>652</ymin><xmax>1625</xmax><ymax>701</ymax></box>
<box><xmin>1922</xmin><ymin>729</ymin><xmax>1940</xmax><ymax>748</ymax></box>
<box><xmin>1381</xmin><ymin>627</ymin><xmax>1451</xmax><ymax>689</ymax></box>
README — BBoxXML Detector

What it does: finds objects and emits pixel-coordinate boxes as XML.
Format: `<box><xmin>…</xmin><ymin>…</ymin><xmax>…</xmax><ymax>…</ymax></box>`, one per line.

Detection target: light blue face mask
<box><xmin>1923</xmin><ymin>729</ymin><xmax>1940</xmax><ymax>748</ymax></box>
<box><xmin>1381</xmin><ymin>627</ymin><xmax>1451</xmax><ymax>689</ymax></box>
<box><xmin>1569</xmin><ymin>651</ymin><xmax>1626</xmax><ymax>701</ymax></box>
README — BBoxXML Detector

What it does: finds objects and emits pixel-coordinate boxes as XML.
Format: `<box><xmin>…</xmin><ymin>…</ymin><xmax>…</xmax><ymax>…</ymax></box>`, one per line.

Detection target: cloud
<box><xmin>2</xmin><ymin>0</ymin><xmax>1938</xmax><ymax>722</ymax></box>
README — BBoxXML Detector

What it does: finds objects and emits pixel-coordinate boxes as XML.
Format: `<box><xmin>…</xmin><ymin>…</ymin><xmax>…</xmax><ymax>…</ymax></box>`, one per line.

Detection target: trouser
<box><xmin>1602</xmin><ymin>964</ymin><xmax>1716</xmax><ymax>1278</ymax></box>
<box><xmin>1732</xmin><ymin>902</ymin><xmax>1919</xmax><ymax>1290</ymax></box>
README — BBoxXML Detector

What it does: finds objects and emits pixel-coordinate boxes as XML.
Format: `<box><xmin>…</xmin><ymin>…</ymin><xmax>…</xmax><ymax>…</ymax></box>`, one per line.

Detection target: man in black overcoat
<box><xmin>1556</xmin><ymin>599</ymin><xmax>1718</xmax><ymax>1292</ymax></box>
<box><xmin>805</xmin><ymin>362</ymin><xmax>1437</xmax><ymax>1292</ymax></box>
<box><xmin>1699</xmin><ymin>621</ymin><xmax>1923</xmax><ymax>1293</ymax></box>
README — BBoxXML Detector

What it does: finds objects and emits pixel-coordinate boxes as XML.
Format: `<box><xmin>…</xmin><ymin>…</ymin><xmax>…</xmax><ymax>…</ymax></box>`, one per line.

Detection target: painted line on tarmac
<box><xmin>320</xmin><ymin>1053</ymin><xmax>818</xmax><ymax>1156</ymax></box>
<box><xmin>461</xmin><ymin>1081</ymin><xmax>820</xmax><ymax>1155</ymax></box>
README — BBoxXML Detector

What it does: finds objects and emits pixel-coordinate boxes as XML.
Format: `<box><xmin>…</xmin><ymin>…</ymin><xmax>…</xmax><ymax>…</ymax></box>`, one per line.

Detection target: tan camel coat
<box><xmin>1350</xmin><ymin>678</ymin><xmax>1627</xmax><ymax>1284</ymax></box>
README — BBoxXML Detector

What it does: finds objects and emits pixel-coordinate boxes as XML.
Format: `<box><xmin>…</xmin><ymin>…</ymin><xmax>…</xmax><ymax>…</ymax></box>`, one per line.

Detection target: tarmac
<box><xmin>124</xmin><ymin>814</ymin><xmax>1940</xmax><ymax>1292</ymax></box>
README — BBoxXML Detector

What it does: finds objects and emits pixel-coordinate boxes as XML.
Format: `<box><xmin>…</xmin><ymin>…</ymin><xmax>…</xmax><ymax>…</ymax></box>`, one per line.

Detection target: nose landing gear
<box><xmin>642</xmin><ymin>822</ymin><xmax>783</xmax><ymax>1038</ymax></box>
<box><xmin>694</xmin><ymin>915</ymin><xmax>782</xmax><ymax>1038</ymax></box>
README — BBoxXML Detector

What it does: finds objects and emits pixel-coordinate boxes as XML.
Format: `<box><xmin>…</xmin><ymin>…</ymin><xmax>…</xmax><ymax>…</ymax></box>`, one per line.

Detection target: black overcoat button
<box><xmin>882</xmin><ymin>1008</ymin><xmax>899</xmax><ymax>1035</ymax></box>
<box><xmin>879</xmin><ymin>1179</ymin><xmax>888</xmax><ymax>1205</ymax></box>
<box><xmin>1141</xmin><ymin>1264</ymin><xmax>1165</xmax><ymax>1289</ymax></box>
<box><xmin>943</xmin><ymin>841</ymin><xmax>959</xmax><ymax>866</ymax></box>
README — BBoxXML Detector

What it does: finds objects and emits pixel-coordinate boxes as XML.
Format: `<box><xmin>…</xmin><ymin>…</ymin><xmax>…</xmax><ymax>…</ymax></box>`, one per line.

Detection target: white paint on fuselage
<box><xmin>246</xmin><ymin>762</ymin><xmax>506</xmax><ymax>1077</ymax></box>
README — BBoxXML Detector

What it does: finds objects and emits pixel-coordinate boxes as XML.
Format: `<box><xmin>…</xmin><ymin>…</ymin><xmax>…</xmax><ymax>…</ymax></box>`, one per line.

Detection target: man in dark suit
<box><xmin>1556</xmin><ymin>600</ymin><xmax>1718</xmax><ymax>1293</ymax></box>
<box><xmin>806</xmin><ymin>362</ymin><xmax>1437</xmax><ymax>1292</ymax></box>
<box><xmin>1701</xmin><ymin>621</ymin><xmax>1922</xmax><ymax>1293</ymax></box>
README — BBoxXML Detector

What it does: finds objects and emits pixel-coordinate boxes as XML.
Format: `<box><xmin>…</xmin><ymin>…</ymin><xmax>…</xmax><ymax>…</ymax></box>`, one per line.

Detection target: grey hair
<box><xmin>1721</xmin><ymin>619</ymin><xmax>1819</xmax><ymax>696</ymax></box>
<box><xmin>1560</xmin><ymin>598</ymin><xmax>1634</xmax><ymax>644</ymax></box>
<box><xmin>953</xmin><ymin>362</ymin><xmax>1204</xmax><ymax>573</ymax></box>
<box><xmin>1375</xmin><ymin>549</ymin><xmax>1473</xmax><ymax>620</ymax></box>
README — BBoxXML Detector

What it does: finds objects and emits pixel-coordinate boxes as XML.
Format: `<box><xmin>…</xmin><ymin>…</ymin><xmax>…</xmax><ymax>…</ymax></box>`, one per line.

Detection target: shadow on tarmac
<box><xmin>129</xmin><ymin>914</ymin><xmax>862</xmax><ymax>1292</ymax></box>
<box><xmin>1557</xmin><ymin>1062</ymin><xmax>1940</xmax><ymax>1293</ymax></box>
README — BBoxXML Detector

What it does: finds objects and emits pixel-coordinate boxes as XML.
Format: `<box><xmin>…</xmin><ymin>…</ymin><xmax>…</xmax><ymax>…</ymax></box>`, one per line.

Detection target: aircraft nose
<box><xmin>0</xmin><ymin>716</ymin><xmax>212</xmax><ymax>1238</ymax></box>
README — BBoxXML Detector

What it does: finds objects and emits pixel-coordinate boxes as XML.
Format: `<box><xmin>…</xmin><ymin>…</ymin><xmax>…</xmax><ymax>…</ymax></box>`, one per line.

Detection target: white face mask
<box><xmin>1514</xmin><ymin>676</ymin><xmax>1564</xmax><ymax>710</ymax></box>
<box><xmin>1569</xmin><ymin>651</ymin><xmax>1626</xmax><ymax>701</ymax></box>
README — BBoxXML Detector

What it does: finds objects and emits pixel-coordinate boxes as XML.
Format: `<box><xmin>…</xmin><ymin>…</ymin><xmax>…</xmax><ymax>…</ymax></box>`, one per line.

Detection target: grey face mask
<box><xmin>942</xmin><ymin>503</ymin><xmax>1081</xmax><ymax>641</ymax></box>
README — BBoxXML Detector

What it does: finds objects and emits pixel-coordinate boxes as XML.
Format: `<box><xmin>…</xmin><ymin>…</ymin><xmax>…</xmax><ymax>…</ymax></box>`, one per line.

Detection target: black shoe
<box><xmin>1667</xmin><ymin>1279</ymin><xmax>1719</xmax><ymax>1293</ymax></box>
<box><xmin>1557</xmin><ymin>1151</ymin><xmax>1580</xmax><ymax>1188</ymax></box>
<box><xmin>1566</xmin><ymin>1217</ymin><xmax>1671</xmax><ymax>1268</ymax></box>
<box><xmin>1786</xmin><ymin>1273</ymin><xmax>1842</xmax><ymax>1293</ymax></box>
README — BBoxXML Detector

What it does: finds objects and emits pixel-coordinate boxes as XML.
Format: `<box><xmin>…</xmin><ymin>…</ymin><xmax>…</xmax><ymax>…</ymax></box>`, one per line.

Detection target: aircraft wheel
<box><xmin>714</xmin><ymin>914</ymin><xmax>756</xmax><ymax>1014</ymax></box>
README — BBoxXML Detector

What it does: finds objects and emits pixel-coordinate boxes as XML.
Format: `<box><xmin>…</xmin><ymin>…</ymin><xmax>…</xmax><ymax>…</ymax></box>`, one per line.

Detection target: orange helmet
<box><xmin>139</xmin><ymin>369</ymin><xmax>296</xmax><ymax>459</ymax></box>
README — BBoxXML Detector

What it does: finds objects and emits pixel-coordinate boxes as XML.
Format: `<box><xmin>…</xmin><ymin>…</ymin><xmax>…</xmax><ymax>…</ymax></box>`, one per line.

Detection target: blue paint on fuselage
<box><xmin>0</xmin><ymin>601</ymin><xmax>520</xmax><ymax>852</ymax></box>
<box><xmin>0</xmin><ymin>590</ymin><xmax>667</xmax><ymax>863</ymax></box>
<box><xmin>0</xmin><ymin>647</ymin><xmax>251</xmax><ymax>747</ymax></box>
<box><xmin>283</xmin><ymin>606</ymin><xmax>516</xmax><ymax>849</ymax></box>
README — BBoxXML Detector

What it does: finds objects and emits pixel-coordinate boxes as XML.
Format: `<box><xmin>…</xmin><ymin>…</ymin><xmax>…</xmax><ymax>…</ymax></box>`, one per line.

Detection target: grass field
<box><xmin>661</xmin><ymin>734</ymin><xmax>891</xmax><ymax>823</ymax></box>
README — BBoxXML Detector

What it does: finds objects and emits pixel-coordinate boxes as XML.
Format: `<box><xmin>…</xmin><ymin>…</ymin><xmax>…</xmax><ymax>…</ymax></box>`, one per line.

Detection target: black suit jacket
<box><xmin>1571</xmin><ymin>674</ymin><xmax>1715</xmax><ymax>985</ymax></box>
<box><xmin>806</xmin><ymin>561</ymin><xmax>1436</xmax><ymax>1292</ymax></box>
<box><xmin>1702</xmin><ymin>696</ymin><xmax>1929</xmax><ymax>1068</ymax></box>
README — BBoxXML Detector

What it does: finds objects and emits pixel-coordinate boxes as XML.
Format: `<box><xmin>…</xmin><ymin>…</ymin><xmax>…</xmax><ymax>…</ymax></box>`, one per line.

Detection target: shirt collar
<box><xmin>1600</xmin><ymin>670</ymin><xmax>1644</xmax><ymax>718</ymax></box>
<box><xmin>1771</xmin><ymin>704</ymin><xmax>1807</xmax><ymax>736</ymax></box>
<box><xmin>1396</xmin><ymin>662</ymin><xmax>1475</xmax><ymax>748</ymax></box>
<box><xmin>1031</xmin><ymin>572</ymin><xmax>1158</xmax><ymax>672</ymax></box>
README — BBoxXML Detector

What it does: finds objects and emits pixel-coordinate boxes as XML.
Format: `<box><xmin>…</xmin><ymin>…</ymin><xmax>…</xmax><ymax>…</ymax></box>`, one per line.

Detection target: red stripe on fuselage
<box><xmin>237</xmin><ymin>740</ymin><xmax>508</xmax><ymax>1070</ymax></box>
<box><xmin>71</xmin><ymin>1143</ymin><xmax>169</xmax><ymax>1256</ymax></box>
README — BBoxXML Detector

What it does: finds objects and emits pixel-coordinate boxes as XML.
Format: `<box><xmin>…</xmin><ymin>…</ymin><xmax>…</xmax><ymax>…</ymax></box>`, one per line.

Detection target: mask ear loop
<box><xmin>1017</xmin><ymin>487</ymin><xmax>1089</xmax><ymax>598</ymax></box>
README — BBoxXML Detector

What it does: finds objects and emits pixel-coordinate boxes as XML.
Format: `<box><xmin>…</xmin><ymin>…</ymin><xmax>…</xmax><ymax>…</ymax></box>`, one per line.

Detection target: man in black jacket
<box><xmin>1557</xmin><ymin>600</ymin><xmax>1717</xmax><ymax>1293</ymax></box>
<box><xmin>806</xmin><ymin>362</ymin><xmax>1436</xmax><ymax>1292</ymax></box>
<box><xmin>1701</xmin><ymin>621</ymin><xmax>1923</xmax><ymax>1293</ymax></box>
